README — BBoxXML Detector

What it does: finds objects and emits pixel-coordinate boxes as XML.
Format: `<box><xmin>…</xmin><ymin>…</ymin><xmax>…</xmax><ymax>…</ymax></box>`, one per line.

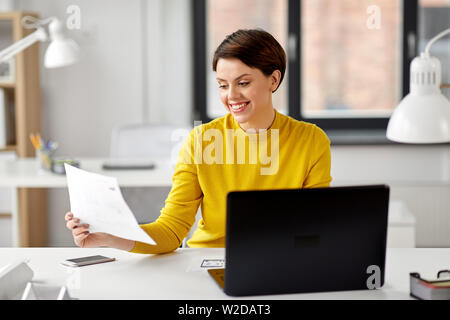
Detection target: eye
<box><xmin>238</xmin><ymin>81</ymin><xmax>249</xmax><ymax>86</ymax></box>
<box><xmin>218</xmin><ymin>84</ymin><xmax>228</xmax><ymax>89</ymax></box>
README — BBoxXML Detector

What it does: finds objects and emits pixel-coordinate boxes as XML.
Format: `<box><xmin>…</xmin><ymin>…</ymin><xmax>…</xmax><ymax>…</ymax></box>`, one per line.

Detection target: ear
<box><xmin>270</xmin><ymin>70</ymin><xmax>282</xmax><ymax>93</ymax></box>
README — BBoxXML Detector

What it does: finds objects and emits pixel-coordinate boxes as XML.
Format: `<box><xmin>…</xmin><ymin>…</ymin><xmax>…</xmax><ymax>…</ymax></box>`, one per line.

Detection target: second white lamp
<box><xmin>387</xmin><ymin>28</ymin><xmax>450</xmax><ymax>143</ymax></box>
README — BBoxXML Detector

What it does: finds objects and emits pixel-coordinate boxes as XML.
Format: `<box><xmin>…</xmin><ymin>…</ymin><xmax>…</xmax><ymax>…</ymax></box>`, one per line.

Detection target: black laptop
<box><xmin>208</xmin><ymin>185</ymin><xmax>390</xmax><ymax>296</ymax></box>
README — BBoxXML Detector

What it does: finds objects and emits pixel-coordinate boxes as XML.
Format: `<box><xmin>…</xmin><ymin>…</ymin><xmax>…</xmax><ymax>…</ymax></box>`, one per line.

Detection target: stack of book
<box><xmin>410</xmin><ymin>272</ymin><xmax>450</xmax><ymax>300</ymax></box>
<box><xmin>0</xmin><ymin>88</ymin><xmax>15</xmax><ymax>149</ymax></box>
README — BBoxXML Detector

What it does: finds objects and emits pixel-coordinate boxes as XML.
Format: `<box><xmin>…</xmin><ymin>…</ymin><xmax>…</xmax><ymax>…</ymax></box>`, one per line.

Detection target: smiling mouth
<box><xmin>229</xmin><ymin>101</ymin><xmax>250</xmax><ymax>113</ymax></box>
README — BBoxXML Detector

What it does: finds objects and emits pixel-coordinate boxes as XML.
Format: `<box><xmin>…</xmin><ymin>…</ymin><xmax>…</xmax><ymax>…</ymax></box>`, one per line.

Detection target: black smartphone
<box><xmin>61</xmin><ymin>255</ymin><xmax>115</xmax><ymax>267</ymax></box>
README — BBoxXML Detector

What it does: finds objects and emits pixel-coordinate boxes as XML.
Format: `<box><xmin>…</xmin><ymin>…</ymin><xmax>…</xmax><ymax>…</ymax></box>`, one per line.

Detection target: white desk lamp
<box><xmin>387</xmin><ymin>28</ymin><xmax>450</xmax><ymax>143</ymax></box>
<box><xmin>0</xmin><ymin>16</ymin><xmax>79</xmax><ymax>68</ymax></box>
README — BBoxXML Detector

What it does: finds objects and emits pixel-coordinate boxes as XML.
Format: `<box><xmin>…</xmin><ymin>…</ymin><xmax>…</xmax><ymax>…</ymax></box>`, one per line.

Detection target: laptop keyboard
<box><xmin>208</xmin><ymin>268</ymin><xmax>225</xmax><ymax>289</ymax></box>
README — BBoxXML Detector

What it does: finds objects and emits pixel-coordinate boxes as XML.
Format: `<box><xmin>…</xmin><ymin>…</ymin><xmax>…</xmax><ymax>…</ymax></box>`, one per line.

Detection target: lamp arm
<box><xmin>21</xmin><ymin>15</ymin><xmax>56</xmax><ymax>29</ymax></box>
<box><xmin>0</xmin><ymin>28</ymin><xmax>47</xmax><ymax>62</ymax></box>
<box><xmin>424</xmin><ymin>28</ymin><xmax>450</xmax><ymax>57</ymax></box>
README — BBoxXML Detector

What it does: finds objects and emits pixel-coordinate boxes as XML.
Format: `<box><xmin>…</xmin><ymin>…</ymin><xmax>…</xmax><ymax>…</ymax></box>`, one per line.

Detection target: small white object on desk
<box><xmin>21</xmin><ymin>282</ymin><xmax>74</xmax><ymax>300</ymax></box>
<box><xmin>0</xmin><ymin>259</ymin><xmax>34</xmax><ymax>299</ymax></box>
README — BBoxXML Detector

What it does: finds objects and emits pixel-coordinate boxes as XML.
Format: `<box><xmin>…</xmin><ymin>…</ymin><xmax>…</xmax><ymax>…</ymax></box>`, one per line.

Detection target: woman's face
<box><xmin>216</xmin><ymin>58</ymin><xmax>280</xmax><ymax>127</ymax></box>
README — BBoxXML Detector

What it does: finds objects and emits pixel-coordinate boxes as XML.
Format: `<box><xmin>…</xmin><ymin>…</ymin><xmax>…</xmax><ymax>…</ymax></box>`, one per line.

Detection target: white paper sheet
<box><xmin>185</xmin><ymin>257</ymin><xmax>225</xmax><ymax>272</ymax></box>
<box><xmin>64</xmin><ymin>164</ymin><xmax>156</xmax><ymax>245</ymax></box>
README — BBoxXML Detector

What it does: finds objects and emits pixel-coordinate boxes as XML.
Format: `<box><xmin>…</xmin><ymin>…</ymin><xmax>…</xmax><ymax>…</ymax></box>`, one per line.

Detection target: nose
<box><xmin>228</xmin><ymin>85</ymin><xmax>241</xmax><ymax>101</ymax></box>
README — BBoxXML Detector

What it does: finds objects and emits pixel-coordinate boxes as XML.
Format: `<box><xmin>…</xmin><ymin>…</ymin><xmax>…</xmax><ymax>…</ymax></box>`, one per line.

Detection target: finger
<box><xmin>66</xmin><ymin>218</ymin><xmax>80</xmax><ymax>230</ymax></box>
<box><xmin>72</xmin><ymin>225</ymin><xmax>89</xmax><ymax>236</ymax></box>
<box><xmin>74</xmin><ymin>230</ymin><xmax>89</xmax><ymax>240</ymax></box>
<box><xmin>75</xmin><ymin>232</ymin><xmax>90</xmax><ymax>246</ymax></box>
<box><xmin>72</xmin><ymin>225</ymin><xmax>90</xmax><ymax>236</ymax></box>
<box><xmin>64</xmin><ymin>212</ymin><xmax>73</xmax><ymax>221</ymax></box>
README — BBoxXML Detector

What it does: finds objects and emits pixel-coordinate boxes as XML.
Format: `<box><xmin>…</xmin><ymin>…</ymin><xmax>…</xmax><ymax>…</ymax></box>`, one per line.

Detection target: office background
<box><xmin>0</xmin><ymin>0</ymin><xmax>449</xmax><ymax>248</ymax></box>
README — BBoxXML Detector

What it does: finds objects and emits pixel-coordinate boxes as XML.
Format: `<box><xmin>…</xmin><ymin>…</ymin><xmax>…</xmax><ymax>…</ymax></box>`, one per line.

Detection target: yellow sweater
<box><xmin>130</xmin><ymin>109</ymin><xmax>332</xmax><ymax>254</ymax></box>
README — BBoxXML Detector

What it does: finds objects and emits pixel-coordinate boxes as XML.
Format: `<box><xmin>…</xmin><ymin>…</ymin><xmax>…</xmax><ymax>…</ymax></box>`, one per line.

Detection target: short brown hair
<box><xmin>212</xmin><ymin>29</ymin><xmax>286</xmax><ymax>92</ymax></box>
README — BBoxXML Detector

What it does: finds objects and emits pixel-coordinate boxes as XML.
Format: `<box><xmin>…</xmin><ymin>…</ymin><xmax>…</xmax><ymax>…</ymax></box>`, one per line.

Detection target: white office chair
<box><xmin>109</xmin><ymin>123</ymin><xmax>201</xmax><ymax>248</ymax></box>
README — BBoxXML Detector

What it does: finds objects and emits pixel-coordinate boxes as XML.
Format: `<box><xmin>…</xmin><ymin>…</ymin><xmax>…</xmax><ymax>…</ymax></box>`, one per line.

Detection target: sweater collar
<box><xmin>229</xmin><ymin>108</ymin><xmax>281</xmax><ymax>135</ymax></box>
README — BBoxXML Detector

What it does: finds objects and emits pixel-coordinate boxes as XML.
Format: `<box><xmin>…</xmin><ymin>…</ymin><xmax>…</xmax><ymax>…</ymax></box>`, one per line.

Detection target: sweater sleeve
<box><xmin>302</xmin><ymin>125</ymin><xmax>333</xmax><ymax>188</ymax></box>
<box><xmin>129</xmin><ymin>128</ymin><xmax>203</xmax><ymax>254</ymax></box>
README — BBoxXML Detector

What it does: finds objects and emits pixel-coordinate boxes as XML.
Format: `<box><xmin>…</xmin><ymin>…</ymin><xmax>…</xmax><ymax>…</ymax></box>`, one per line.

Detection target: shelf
<box><xmin>0</xmin><ymin>11</ymin><xmax>46</xmax><ymax>247</ymax></box>
<box><xmin>0</xmin><ymin>144</ymin><xmax>16</xmax><ymax>152</ymax></box>
<box><xmin>0</xmin><ymin>82</ymin><xmax>15</xmax><ymax>88</ymax></box>
<box><xmin>0</xmin><ymin>11</ymin><xmax>36</xmax><ymax>20</ymax></box>
<box><xmin>0</xmin><ymin>12</ymin><xmax>20</xmax><ymax>20</ymax></box>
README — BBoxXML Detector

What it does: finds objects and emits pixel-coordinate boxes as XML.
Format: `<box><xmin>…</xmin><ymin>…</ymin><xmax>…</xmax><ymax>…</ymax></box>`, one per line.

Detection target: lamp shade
<box><xmin>387</xmin><ymin>53</ymin><xmax>450</xmax><ymax>143</ymax></box>
<box><xmin>44</xmin><ymin>38</ymin><xmax>79</xmax><ymax>68</ymax></box>
<box><xmin>43</xmin><ymin>19</ymin><xmax>79</xmax><ymax>68</ymax></box>
<box><xmin>386</xmin><ymin>92</ymin><xmax>450</xmax><ymax>143</ymax></box>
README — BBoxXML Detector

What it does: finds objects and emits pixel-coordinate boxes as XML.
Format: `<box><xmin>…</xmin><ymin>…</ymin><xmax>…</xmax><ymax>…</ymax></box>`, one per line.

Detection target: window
<box><xmin>193</xmin><ymin>0</ymin><xmax>418</xmax><ymax>135</ymax></box>
<box><xmin>419</xmin><ymin>0</ymin><xmax>450</xmax><ymax>91</ymax></box>
<box><xmin>200</xmin><ymin>0</ymin><xmax>288</xmax><ymax>120</ymax></box>
<box><xmin>301</xmin><ymin>0</ymin><xmax>402</xmax><ymax>119</ymax></box>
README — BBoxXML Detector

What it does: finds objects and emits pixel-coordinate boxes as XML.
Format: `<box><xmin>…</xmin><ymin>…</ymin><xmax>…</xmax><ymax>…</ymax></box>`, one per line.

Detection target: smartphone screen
<box><xmin>62</xmin><ymin>255</ymin><xmax>115</xmax><ymax>267</ymax></box>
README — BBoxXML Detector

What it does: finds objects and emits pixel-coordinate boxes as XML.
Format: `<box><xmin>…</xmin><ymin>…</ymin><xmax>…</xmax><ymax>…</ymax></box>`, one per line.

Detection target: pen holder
<box><xmin>36</xmin><ymin>149</ymin><xmax>54</xmax><ymax>171</ymax></box>
<box><xmin>51</xmin><ymin>157</ymin><xmax>80</xmax><ymax>175</ymax></box>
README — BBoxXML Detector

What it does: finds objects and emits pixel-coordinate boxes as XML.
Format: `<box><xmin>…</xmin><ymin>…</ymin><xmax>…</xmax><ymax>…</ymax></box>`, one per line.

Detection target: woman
<box><xmin>65</xmin><ymin>29</ymin><xmax>332</xmax><ymax>253</ymax></box>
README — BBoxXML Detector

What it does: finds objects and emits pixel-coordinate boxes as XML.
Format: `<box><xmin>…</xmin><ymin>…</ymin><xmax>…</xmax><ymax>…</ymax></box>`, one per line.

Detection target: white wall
<box><xmin>0</xmin><ymin>1</ymin><xmax>448</xmax><ymax>248</ymax></box>
<box><xmin>146</xmin><ymin>0</ymin><xmax>193</xmax><ymax>125</ymax></box>
<box><xmin>16</xmin><ymin>0</ymin><xmax>192</xmax><ymax>156</ymax></box>
<box><xmin>18</xmin><ymin>0</ymin><xmax>145</xmax><ymax>157</ymax></box>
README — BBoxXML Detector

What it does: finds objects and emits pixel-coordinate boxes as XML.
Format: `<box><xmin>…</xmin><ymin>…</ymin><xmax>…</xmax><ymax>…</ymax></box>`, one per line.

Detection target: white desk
<box><xmin>0</xmin><ymin>157</ymin><xmax>174</xmax><ymax>188</ymax></box>
<box><xmin>0</xmin><ymin>157</ymin><xmax>175</xmax><ymax>246</ymax></box>
<box><xmin>1</xmin><ymin>247</ymin><xmax>448</xmax><ymax>300</ymax></box>
<box><xmin>0</xmin><ymin>158</ymin><xmax>416</xmax><ymax>248</ymax></box>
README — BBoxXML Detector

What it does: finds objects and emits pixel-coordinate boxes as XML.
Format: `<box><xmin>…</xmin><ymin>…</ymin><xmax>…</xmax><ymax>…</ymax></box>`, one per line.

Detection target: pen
<box><xmin>29</xmin><ymin>134</ymin><xmax>40</xmax><ymax>150</ymax></box>
<box><xmin>36</xmin><ymin>133</ymin><xmax>43</xmax><ymax>150</ymax></box>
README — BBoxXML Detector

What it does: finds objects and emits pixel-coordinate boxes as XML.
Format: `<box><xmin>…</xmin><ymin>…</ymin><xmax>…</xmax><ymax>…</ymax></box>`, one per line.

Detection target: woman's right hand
<box><xmin>64</xmin><ymin>211</ymin><xmax>136</xmax><ymax>251</ymax></box>
<box><xmin>65</xmin><ymin>211</ymin><xmax>111</xmax><ymax>248</ymax></box>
